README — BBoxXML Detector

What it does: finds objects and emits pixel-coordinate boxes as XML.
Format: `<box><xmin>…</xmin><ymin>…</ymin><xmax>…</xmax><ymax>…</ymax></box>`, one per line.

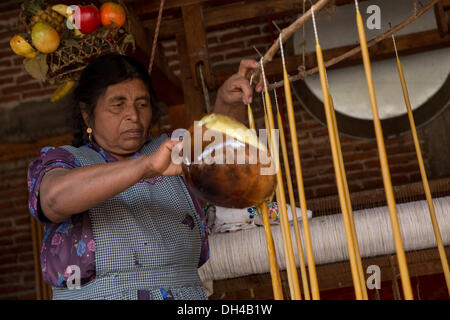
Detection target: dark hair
<box><xmin>71</xmin><ymin>53</ymin><xmax>158</xmax><ymax>147</ymax></box>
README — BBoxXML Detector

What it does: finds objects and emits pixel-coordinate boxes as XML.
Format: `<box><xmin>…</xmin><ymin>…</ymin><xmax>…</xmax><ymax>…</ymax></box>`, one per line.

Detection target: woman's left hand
<box><xmin>213</xmin><ymin>59</ymin><xmax>264</xmax><ymax>121</ymax></box>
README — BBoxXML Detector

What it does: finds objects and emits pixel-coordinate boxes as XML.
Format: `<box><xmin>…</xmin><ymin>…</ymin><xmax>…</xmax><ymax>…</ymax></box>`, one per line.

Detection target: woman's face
<box><xmin>83</xmin><ymin>78</ymin><xmax>152</xmax><ymax>160</ymax></box>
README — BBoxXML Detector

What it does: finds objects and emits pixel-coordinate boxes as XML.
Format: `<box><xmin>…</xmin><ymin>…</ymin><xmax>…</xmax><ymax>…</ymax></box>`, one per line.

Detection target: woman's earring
<box><xmin>86</xmin><ymin>127</ymin><xmax>93</xmax><ymax>145</ymax></box>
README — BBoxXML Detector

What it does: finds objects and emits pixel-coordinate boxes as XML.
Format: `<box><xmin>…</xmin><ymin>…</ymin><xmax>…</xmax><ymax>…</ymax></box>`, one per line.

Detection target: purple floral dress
<box><xmin>27</xmin><ymin>140</ymin><xmax>209</xmax><ymax>290</ymax></box>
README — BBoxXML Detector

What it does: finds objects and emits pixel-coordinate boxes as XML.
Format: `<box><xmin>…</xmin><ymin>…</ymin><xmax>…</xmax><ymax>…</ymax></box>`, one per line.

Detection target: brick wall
<box><xmin>0</xmin><ymin>158</ymin><xmax>36</xmax><ymax>299</ymax></box>
<box><xmin>0</xmin><ymin>1</ymin><xmax>436</xmax><ymax>299</ymax></box>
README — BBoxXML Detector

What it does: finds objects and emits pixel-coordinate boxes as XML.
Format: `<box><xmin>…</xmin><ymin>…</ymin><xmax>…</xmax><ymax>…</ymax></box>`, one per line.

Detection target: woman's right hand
<box><xmin>142</xmin><ymin>138</ymin><xmax>183</xmax><ymax>177</ymax></box>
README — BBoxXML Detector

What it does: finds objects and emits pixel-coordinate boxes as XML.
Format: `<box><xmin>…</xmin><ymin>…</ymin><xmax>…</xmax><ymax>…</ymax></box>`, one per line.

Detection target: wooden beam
<box><xmin>434</xmin><ymin>2</ymin><xmax>449</xmax><ymax>37</ymax></box>
<box><xmin>142</xmin><ymin>0</ymin><xmax>371</xmax><ymax>39</ymax></box>
<box><xmin>133</xmin><ymin>0</ymin><xmax>367</xmax><ymax>17</ymax></box>
<box><xmin>212</xmin><ymin>29</ymin><xmax>450</xmax><ymax>88</ymax></box>
<box><xmin>127</xmin><ymin>0</ymin><xmax>212</xmax><ymax>15</ymax></box>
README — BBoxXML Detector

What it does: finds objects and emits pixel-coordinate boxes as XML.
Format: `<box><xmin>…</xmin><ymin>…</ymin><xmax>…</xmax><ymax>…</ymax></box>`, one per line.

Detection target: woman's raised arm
<box><xmin>40</xmin><ymin>138</ymin><xmax>181</xmax><ymax>223</ymax></box>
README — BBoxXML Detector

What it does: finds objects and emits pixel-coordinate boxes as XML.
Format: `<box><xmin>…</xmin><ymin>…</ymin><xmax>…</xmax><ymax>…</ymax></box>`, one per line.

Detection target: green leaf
<box><xmin>23</xmin><ymin>53</ymin><xmax>48</xmax><ymax>81</ymax></box>
<box><xmin>62</xmin><ymin>38</ymin><xmax>81</xmax><ymax>49</ymax></box>
<box><xmin>122</xmin><ymin>33</ymin><xmax>135</xmax><ymax>52</ymax></box>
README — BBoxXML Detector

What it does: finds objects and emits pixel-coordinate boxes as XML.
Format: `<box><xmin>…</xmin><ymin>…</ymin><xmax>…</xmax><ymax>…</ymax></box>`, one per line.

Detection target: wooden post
<box><xmin>176</xmin><ymin>33</ymin><xmax>208</xmax><ymax>126</ymax></box>
<box><xmin>434</xmin><ymin>2</ymin><xmax>449</xmax><ymax>38</ymax></box>
<box><xmin>181</xmin><ymin>4</ymin><xmax>214</xmax><ymax>89</ymax></box>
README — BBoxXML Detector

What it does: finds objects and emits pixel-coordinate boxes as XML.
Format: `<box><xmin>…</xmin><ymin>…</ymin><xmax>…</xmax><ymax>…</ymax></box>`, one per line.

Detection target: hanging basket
<box><xmin>46</xmin><ymin>27</ymin><xmax>135</xmax><ymax>84</ymax></box>
<box><xmin>16</xmin><ymin>0</ymin><xmax>136</xmax><ymax>87</ymax></box>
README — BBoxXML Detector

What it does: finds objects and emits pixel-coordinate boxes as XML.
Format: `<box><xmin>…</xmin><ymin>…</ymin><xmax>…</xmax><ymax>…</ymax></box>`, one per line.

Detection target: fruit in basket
<box><xmin>23</xmin><ymin>0</ymin><xmax>65</xmax><ymax>34</ymax></box>
<box><xmin>100</xmin><ymin>2</ymin><xmax>126</xmax><ymax>29</ymax></box>
<box><xmin>181</xmin><ymin>113</ymin><xmax>277</xmax><ymax>208</ymax></box>
<box><xmin>51</xmin><ymin>81</ymin><xmax>76</xmax><ymax>102</ymax></box>
<box><xmin>73</xmin><ymin>5</ymin><xmax>101</xmax><ymax>34</ymax></box>
<box><xmin>31</xmin><ymin>22</ymin><xmax>60</xmax><ymax>53</ymax></box>
<box><xmin>51</xmin><ymin>4</ymin><xmax>82</xmax><ymax>37</ymax></box>
<box><xmin>10</xmin><ymin>35</ymin><xmax>36</xmax><ymax>59</ymax></box>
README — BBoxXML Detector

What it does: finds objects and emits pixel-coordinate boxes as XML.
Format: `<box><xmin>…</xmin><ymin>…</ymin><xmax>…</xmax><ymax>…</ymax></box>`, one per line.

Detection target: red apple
<box><xmin>73</xmin><ymin>5</ymin><xmax>101</xmax><ymax>34</ymax></box>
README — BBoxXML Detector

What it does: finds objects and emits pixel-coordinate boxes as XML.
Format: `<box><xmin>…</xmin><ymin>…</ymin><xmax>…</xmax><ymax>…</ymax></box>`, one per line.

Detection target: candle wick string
<box><xmin>392</xmin><ymin>34</ymin><xmax>399</xmax><ymax>59</ymax></box>
<box><xmin>260</xmin><ymin>57</ymin><xmax>269</xmax><ymax>93</ymax></box>
<box><xmin>308</xmin><ymin>0</ymin><xmax>319</xmax><ymax>43</ymax></box>
<box><xmin>279</xmin><ymin>34</ymin><xmax>286</xmax><ymax>69</ymax></box>
<box><xmin>273</xmin><ymin>88</ymin><xmax>280</xmax><ymax>113</ymax></box>
<box><xmin>389</xmin><ymin>22</ymin><xmax>399</xmax><ymax>60</ymax></box>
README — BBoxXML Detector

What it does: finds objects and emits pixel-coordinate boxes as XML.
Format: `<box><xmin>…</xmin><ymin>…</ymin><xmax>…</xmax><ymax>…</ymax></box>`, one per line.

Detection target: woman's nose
<box><xmin>126</xmin><ymin>105</ymin><xmax>139</xmax><ymax>121</ymax></box>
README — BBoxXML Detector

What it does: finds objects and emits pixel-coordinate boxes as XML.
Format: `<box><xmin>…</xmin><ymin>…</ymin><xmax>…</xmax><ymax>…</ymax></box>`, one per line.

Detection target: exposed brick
<box><xmin>17</xmin><ymin>252</ymin><xmax>34</xmax><ymax>264</ymax></box>
<box><xmin>207</xmin><ymin>36</ymin><xmax>218</xmax><ymax>45</ymax></box>
<box><xmin>311</xmin><ymin>129</ymin><xmax>329</xmax><ymax>138</ymax></box>
<box><xmin>0</xmin><ymin>41</ymin><xmax>12</xmax><ymax>50</ymax></box>
<box><xmin>0</xmin><ymin>210</ymin><xmax>28</xmax><ymax>220</ymax></box>
<box><xmin>21</xmin><ymin>88</ymin><xmax>55</xmax><ymax>100</ymax></box>
<box><xmin>0</xmin><ymin>50</ymin><xmax>13</xmax><ymax>60</ymax></box>
<box><xmin>0</xmin><ymin>200</ymin><xmax>14</xmax><ymax>211</ymax></box>
<box><xmin>209</xmin><ymin>41</ymin><xmax>244</xmax><ymax>54</ymax></box>
<box><xmin>247</xmin><ymin>35</ymin><xmax>272</xmax><ymax>46</ymax></box>
<box><xmin>0</xmin><ymin>67</ymin><xmax>21</xmax><ymax>77</ymax></box>
<box><xmin>15</xmin><ymin>74</ymin><xmax>34</xmax><ymax>84</ymax></box>
<box><xmin>219</xmin><ymin>27</ymin><xmax>261</xmax><ymax>43</ymax></box>
<box><xmin>391</xmin><ymin>175</ymin><xmax>410</xmax><ymax>185</ymax></box>
<box><xmin>0</xmin><ymin>238</ymin><xmax>13</xmax><ymax>246</ymax></box>
<box><xmin>0</xmin><ymin>76</ymin><xmax>13</xmax><ymax>86</ymax></box>
<box><xmin>0</xmin><ymin>220</ymin><xmax>12</xmax><ymax>229</ymax></box>
<box><xmin>355</xmin><ymin>140</ymin><xmax>378</xmax><ymax>151</ymax></box>
<box><xmin>0</xmin><ymin>7</ymin><xmax>20</xmax><ymax>19</ymax></box>
<box><xmin>344</xmin><ymin>151</ymin><xmax>378</xmax><ymax>163</ymax></box>
<box><xmin>2</xmin><ymin>82</ymin><xmax>40</xmax><ymax>95</ymax></box>
<box><xmin>0</xmin><ymin>94</ymin><xmax>20</xmax><ymax>104</ymax></box>
<box><xmin>14</xmin><ymin>217</ymin><xmax>30</xmax><ymax>227</ymax></box>
<box><xmin>347</xmin><ymin>169</ymin><xmax>380</xmax><ymax>181</ymax></box>
<box><xmin>17</xmin><ymin>292</ymin><xmax>37</xmax><ymax>300</ymax></box>
<box><xmin>0</xmin><ymin>284</ymin><xmax>35</xmax><ymax>295</ymax></box>
<box><xmin>13</xmin><ymin>56</ymin><xmax>24</xmax><ymax>66</ymax></box>
<box><xmin>343</xmin><ymin>162</ymin><xmax>363</xmax><ymax>172</ymax></box>
<box><xmin>315</xmin><ymin>185</ymin><xmax>338</xmax><ymax>197</ymax></box>
<box><xmin>0</xmin><ymin>276</ymin><xmax>19</xmax><ymax>287</ymax></box>
<box><xmin>362</xmin><ymin>179</ymin><xmax>384</xmax><ymax>190</ymax></box>
<box><xmin>210</xmin><ymin>54</ymin><xmax>225</xmax><ymax>63</ymax></box>
<box><xmin>297</xmin><ymin>121</ymin><xmax>324</xmax><ymax>131</ymax></box>
<box><xmin>14</xmin><ymin>234</ymin><xmax>32</xmax><ymax>244</ymax></box>
<box><xmin>408</xmin><ymin>172</ymin><xmax>422</xmax><ymax>182</ymax></box>
<box><xmin>364</xmin><ymin>159</ymin><xmax>380</xmax><ymax>169</ymax></box>
<box><xmin>389</xmin><ymin>164</ymin><xmax>419</xmax><ymax>174</ymax></box>
<box><xmin>387</xmin><ymin>154</ymin><xmax>416</xmax><ymax>165</ymax></box>
<box><xmin>0</xmin><ymin>59</ymin><xmax>12</xmax><ymax>68</ymax></box>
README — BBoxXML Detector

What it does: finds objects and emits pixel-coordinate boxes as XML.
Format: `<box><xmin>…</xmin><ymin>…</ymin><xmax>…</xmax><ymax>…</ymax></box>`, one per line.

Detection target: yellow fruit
<box><xmin>31</xmin><ymin>22</ymin><xmax>60</xmax><ymax>53</ymax></box>
<box><xmin>51</xmin><ymin>81</ymin><xmax>76</xmax><ymax>102</ymax></box>
<box><xmin>10</xmin><ymin>35</ymin><xmax>36</xmax><ymax>59</ymax></box>
<box><xmin>51</xmin><ymin>4</ymin><xmax>70</xmax><ymax>18</ymax></box>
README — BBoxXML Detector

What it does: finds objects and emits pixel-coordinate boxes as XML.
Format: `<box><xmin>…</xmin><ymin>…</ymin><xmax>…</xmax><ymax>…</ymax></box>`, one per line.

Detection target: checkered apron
<box><xmin>51</xmin><ymin>134</ymin><xmax>207</xmax><ymax>300</ymax></box>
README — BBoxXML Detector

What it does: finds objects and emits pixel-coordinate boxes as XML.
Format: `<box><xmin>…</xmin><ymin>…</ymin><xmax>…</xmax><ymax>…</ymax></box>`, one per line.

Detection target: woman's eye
<box><xmin>109</xmin><ymin>104</ymin><xmax>124</xmax><ymax>113</ymax></box>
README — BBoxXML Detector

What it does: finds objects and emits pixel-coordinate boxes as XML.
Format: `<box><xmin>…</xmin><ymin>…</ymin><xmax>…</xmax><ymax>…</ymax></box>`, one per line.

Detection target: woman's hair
<box><xmin>71</xmin><ymin>53</ymin><xmax>158</xmax><ymax>147</ymax></box>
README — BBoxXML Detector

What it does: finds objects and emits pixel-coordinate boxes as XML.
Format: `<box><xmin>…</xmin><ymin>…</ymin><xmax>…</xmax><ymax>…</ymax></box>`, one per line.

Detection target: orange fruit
<box><xmin>100</xmin><ymin>2</ymin><xmax>126</xmax><ymax>29</ymax></box>
<box><xmin>31</xmin><ymin>22</ymin><xmax>60</xmax><ymax>54</ymax></box>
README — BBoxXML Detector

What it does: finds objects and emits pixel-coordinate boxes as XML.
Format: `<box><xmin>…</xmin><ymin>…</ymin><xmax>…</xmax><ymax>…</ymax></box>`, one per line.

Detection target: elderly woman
<box><xmin>27</xmin><ymin>53</ymin><xmax>263</xmax><ymax>300</ymax></box>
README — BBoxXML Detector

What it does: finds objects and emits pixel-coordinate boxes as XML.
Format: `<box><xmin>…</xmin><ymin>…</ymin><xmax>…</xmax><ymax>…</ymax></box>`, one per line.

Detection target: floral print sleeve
<box><xmin>27</xmin><ymin>146</ymin><xmax>96</xmax><ymax>287</ymax></box>
<box><xmin>28</xmin><ymin>146</ymin><xmax>79</xmax><ymax>223</ymax></box>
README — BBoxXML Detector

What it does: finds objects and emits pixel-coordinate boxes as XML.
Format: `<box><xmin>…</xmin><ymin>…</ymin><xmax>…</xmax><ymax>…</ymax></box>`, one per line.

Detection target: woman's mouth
<box><xmin>122</xmin><ymin>129</ymin><xmax>143</xmax><ymax>138</ymax></box>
